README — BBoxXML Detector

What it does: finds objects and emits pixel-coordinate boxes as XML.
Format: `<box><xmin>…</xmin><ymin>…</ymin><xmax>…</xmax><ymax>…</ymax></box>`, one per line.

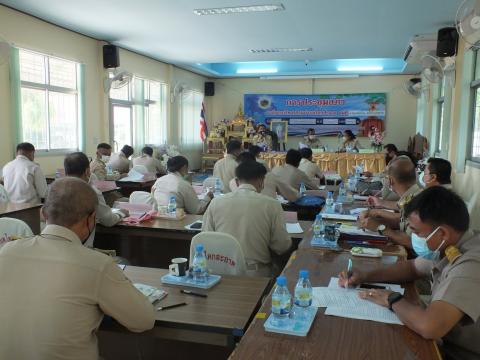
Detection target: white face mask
<box><xmin>101</xmin><ymin>155</ymin><xmax>110</xmax><ymax>162</ymax></box>
<box><xmin>308</xmin><ymin>135</ymin><xmax>315</xmax><ymax>140</ymax></box>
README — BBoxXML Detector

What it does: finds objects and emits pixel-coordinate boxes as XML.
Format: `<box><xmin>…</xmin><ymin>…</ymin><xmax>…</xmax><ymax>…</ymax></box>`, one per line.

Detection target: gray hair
<box><xmin>43</xmin><ymin>177</ymin><xmax>98</xmax><ymax>226</ymax></box>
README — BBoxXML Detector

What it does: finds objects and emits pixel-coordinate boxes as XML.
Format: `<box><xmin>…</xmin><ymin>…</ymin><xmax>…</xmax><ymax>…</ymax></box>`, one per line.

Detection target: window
<box><xmin>110</xmin><ymin>78</ymin><xmax>167</xmax><ymax>150</ymax></box>
<box><xmin>470</xmin><ymin>51</ymin><xmax>480</xmax><ymax>162</ymax></box>
<box><xmin>19</xmin><ymin>49</ymin><xmax>80</xmax><ymax>152</ymax></box>
<box><xmin>180</xmin><ymin>90</ymin><xmax>204</xmax><ymax>146</ymax></box>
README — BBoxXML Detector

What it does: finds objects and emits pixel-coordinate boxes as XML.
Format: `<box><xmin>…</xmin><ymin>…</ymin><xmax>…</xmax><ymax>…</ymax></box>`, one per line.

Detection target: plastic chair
<box><xmin>190</xmin><ymin>232</ymin><xmax>247</xmax><ymax>276</ymax></box>
<box><xmin>0</xmin><ymin>185</ymin><xmax>9</xmax><ymax>203</ymax></box>
<box><xmin>128</xmin><ymin>191</ymin><xmax>157</xmax><ymax>208</ymax></box>
<box><xmin>0</xmin><ymin>218</ymin><xmax>33</xmax><ymax>246</ymax></box>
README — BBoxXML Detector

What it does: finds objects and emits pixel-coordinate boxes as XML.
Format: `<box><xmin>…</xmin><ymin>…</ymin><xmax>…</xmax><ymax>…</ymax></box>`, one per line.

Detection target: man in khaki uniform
<box><xmin>132</xmin><ymin>146</ymin><xmax>166</xmax><ymax>175</ymax></box>
<box><xmin>298</xmin><ymin>147</ymin><xmax>324</xmax><ymax>182</ymax></box>
<box><xmin>0</xmin><ymin>177</ymin><xmax>154</xmax><ymax>360</ymax></box>
<box><xmin>271</xmin><ymin>149</ymin><xmax>319</xmax><ymax>191</ymax></box>
<box><xmin>340</xmin><ymin>187</ymin><xmax>480</xmax><ymax>360</ymax></box>
<box><xmin>90</xmin><ymin>142</ymin><xmax>120</xmax><ymax>181</ymax></box>
<box><xmin>108</xmin><ymin>145</ymin><xmax>134</xmax><ymax>175</ymax></box>
<box><xmin>203</xmin><ymin>160</ymin><xmax>292</xmax><ymax>277</ymax></box>
<box><xmin>213</xmin><ymin>139</ymin><xmax>242</xmax><ymax>193</ymax></box>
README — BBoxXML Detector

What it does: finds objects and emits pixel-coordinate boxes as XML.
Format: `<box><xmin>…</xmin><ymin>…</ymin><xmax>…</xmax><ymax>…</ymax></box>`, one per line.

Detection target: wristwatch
<box><xmin>377</xmin><ymin>224</ymin><xmax>386</xmax><ymax>235</ymax></box>
<box><xmin>387</xmin><ymin>292</ymin><xmax>403</xmax><ymax>311</ymax></box>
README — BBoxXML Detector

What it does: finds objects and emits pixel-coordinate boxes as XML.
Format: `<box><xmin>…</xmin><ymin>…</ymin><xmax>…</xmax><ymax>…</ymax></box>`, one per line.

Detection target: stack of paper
<box><xmin>118</xmin><ymin>168</ymin><xmax>145</xmax><ymax>182</ymax></box>
<box><xmin>286</xmin><ymin>223</ymin><xmax>303</xmax><ymax>234</ymax></box>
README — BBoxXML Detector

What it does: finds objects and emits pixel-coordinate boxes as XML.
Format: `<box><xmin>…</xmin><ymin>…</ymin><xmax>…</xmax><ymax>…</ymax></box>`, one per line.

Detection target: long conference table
<box><xmin>0</xmin><ymin>202</ymin><xmax>42</xmax><ymax>234</ymax></box>
<box><xmin>260</xmin><ymin>152</ymin><xmax>386</xmax><ymax>178</ymax></box>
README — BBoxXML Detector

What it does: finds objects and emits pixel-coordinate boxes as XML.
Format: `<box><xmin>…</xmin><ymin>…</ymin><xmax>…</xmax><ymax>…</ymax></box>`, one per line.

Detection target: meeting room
<box><xmin>0</xmin><ymin>1</ymin><xmax>480</xmax><ymax>359</ymax></box>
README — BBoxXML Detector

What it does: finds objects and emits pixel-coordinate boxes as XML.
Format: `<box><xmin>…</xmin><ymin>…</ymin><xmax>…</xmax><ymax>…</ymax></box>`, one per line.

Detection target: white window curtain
<box><xmin>180</xmin><ymin>89</ymin><xmax>203</xmax><ymax>148</ymax></box>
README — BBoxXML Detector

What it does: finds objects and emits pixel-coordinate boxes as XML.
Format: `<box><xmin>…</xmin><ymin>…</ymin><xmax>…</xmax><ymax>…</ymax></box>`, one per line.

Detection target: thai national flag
<box><xmin>200</xmin><ymin>102</ymin><xmax>208</xmax><ymax>141</ymax></box>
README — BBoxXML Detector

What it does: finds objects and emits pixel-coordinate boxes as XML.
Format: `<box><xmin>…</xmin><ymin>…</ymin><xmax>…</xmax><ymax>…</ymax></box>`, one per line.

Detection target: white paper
<box><xmin>286</xmin><ymin>223</ymin><xmax>303</xmax><ymax>234</ymax></box>
<box><xmin>184</xmin><ymin>220</ymin><xmax>203</xmax><ymax>231</ymax></box>
<box><xmin>350</xmin><ymin>208</ymin><xmax>368</xmax><ymax>215</ymax></box>
<box><xmin>118</xmin><ymin>168</ymin><xmax>145</xmax><ymax>182</ymax></box>
<box><xmin>353</xmin><ymin>195</ymin><xmax>369</xmax><ymax>201</ymax></box>
<box><xmin>276</xmin><ymin>195</ymin><xmax>289</xmax><ymax>204</ymax></box>
<box><xmin>327</xmin><ymin>277</ymin><xmax>404</xmax><ymax>294</ymax></box>
<box><xmin>319</xmin><ymin>185</ymin><xmax>326</xmax><ymax>190</ymax></box>
<box><xmin>339</xmin><ymin>224</ymin><xmax>384</xmax><ymax>238</ymax></box>
<box><xmin>312</xmin><ymin>286</ymin><xmax>403</xmax><ymax>325</ymax></box>
<box><xmin>321</xmin><ymin>213</ymin><xmax>357</xmax><ymax>221</ymax></box>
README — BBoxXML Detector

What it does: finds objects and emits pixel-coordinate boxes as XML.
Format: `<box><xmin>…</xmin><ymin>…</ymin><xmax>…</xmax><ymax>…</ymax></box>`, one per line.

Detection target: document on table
<box><xmin>339</xmin><ymin>224</ymin><xmax>385</xmax><ymax>238</ymax></box>
<box><xmin>286</xmin><ymin>222</ymin><xmax>303</xmax><ymax>234</ymax></box>
<box><xmin>117</xmin><ymin>168</ymin><xmax>144</xmax><ymax>182</ymax></box>
<box><xmin>327</xmin><ymin>277</ymin><xmax>404</xmax><ymax>294</ymax></box>
<box><xmin>322</xmin><ymin>213</ymin><xmax>358</xmax><ymax>221</ymax></box>
<box><xmin>349</xmin><ymin>208</ymin><xmax>368</xmax><ymax>215</ymax></box>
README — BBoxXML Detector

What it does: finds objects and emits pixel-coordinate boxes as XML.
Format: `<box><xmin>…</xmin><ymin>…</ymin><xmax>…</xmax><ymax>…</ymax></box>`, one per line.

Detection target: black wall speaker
<box><xmin>436</xmin><ymin>27</ymin><xmax>458</xmax><ymax>58</ymax></box>
<box><xmin>103</xmin><ymin>45</ymin><xmax>120</xmax><ymax>69</ymax></box>
<box><xmin>205</xmin><ymin>81</ymin><xmax>215</xmax><ymax>96</ymax></box>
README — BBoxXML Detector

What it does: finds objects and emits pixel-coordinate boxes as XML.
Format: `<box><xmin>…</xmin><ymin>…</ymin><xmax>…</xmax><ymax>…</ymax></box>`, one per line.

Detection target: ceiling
<box><xmin>0</xmin><ymin>0</ymin><xmax>464</xmax><ymax>77</ymax></box>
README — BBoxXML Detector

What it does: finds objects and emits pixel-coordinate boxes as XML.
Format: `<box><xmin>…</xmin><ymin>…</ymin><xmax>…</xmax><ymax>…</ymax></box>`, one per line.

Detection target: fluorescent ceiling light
<box><xmin>337</xmin><ymin>66</ymin><xmax>384</xmax><ymax>72</ymax></box>
<box><xmin>193</xmin><ymin>4</ymin><xmax>284</xmax><ymax>16</ymax></box>
<box><xmin>249</xmin><ymin>47</ymin><xmax>312</xmax><ymax>53</ymax></box>
<box><xmin>237</xmin><ymin>68</ymin><xmax>278</xmax><ymax>74</ymax></box>
<box><xmin>260</xmin><ymin>74</ymin><xmax>360</xmax><ymax>80</ymax></box>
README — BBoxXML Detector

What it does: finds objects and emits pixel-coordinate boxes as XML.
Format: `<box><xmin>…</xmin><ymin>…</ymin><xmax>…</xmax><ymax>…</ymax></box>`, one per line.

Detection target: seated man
<box><xmin>248</xmin><ymin>145</ymin><xmax>270</xmax><ymax>171</ymax></box>
<box><xmin>303</xmin><ymin>128</ymin><xmax>323</xmax><ymax>149</ymax></box>
<box><xmin>298</xmin><ymin>148</ymin><xmax>324</xmax><ymax>182</ymax></box>
<box><xmin>213</xmin><ymin>139</ymin><xmax>242</xmax><ymax>193</ymax></box>
<box><xmin>64</xmin><ymin>152</ymin><xmax>128</xmax><ymax>247</ymax></box>
<box><xmin>203</xmin><ymin>160</ymin><xmax>292</xmax><ymax>277</ymax></box>
<box><xmin>133</xmin><ymin>146</ymin><xmax>166</xmax><ymax>175</ymax></box>
<box><xmin>108</xmin><ymin>145</ymin><xmax>134</xmax><ymax>175</ymax></box>
<box><xmin>1</xmin><ymin>142</ymin><xmax>48</xmax><ymax>204</ymax></box>
<box><xmin>90</xmin><ymin>142</ymin><xmax>119</xmax><ymax>181</ymax></box>
<box><xmin>271</xmin><ymin>149</ymin><xmax>318</xmax><ymax>191</ymax></box>
<box><xmin>0</xmin><ymin>177</ymin><xmax>154</xmax><ymax>360</ymax></box>
<box><xmin>339</xmin><ymin>187</ymin><xmax>480</xmax><ymax>360</ymax></box>
<box><xmin>360</xmin><ymin>156</ymin><xmax>422</xmax><ymax>248</ymax></box>
<box><xmin>422</xmin><ymin>157</ymin><xmax>452</xmax><ymax>189</ymax></box>
<box><xmin>229</xmin><ymin>152</ymin><xmax>300</xmax><ymax>202</ymax></box>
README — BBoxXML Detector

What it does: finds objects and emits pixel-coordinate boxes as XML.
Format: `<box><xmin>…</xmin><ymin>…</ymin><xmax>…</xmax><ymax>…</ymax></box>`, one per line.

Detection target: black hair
<box><xmin>405</xmin><ymin>187</ymin><xmax>469</xmax><ymax>232</ymax></box>
<box><xmin>236</xmin><ymin>151</ymin><xmax>256</xmax><ymax>164</ymax></box>
<box><xmin>307</xmin><ymin>128</ymin><xmax>315</xmax><ymax>134</ymax></box>
<box><xmin>16</xmin><ymin>142</ymin><xmax>35</xmax><ymax>153</ymax></box>
<box><xmin>248</xmin><ymin>145</ymin><xmax>262</xmax><ymax>157</ymax></box>
<box><xmin>64</xmin><ymin>152</ymin><xmax>90</xmax><ymax>177</ymax></box>
<box><xmin>384</xmin><ymin>144</ymin><xmax>398</xmax><ymax>154</ymax></box>
<box><xmin>427</xmin><ymin>158</ymin><xmax>452</xmax><ymax>185</ymax></box>
<box><xmin>121</xmin><ymin>145</ymin><xmax>134</xmax><ymax>157</ymax></box>
<box><xmin>226</xmin><ymin>140</ymin><xmax>242</xmax><ymax>154</ymax></box>
<box><xmin>167</xmin><ymin>156</ymin><xmax>188</xmax><ymax>173</ymax></box>
<box><xmin>235</xmin><ymin>160</ymin><xmax>267</xmax><ymax>181</ymax></box>
<box><xmin>285</xmin><ymin>149</ymin><xmax>302</xmax><ymax>167</ymax></box>
<box><xmin>344</xmin><ymin>130</ymin><xmax>356</xmax><ymax>140</ymax></box>
<box><xmin>299</xmin><ymin>147</ymin><xmax>313</xmax><ymax>159</ymax></box>
<box><xmin>97</xmin><ymin>143</ymin><xmax>112</xmax><ymax>150</ymax></box>
<box><xmin>142</xmin><ymin>146</ymin><xmax>153</xmax><ymax>157</ymax></box>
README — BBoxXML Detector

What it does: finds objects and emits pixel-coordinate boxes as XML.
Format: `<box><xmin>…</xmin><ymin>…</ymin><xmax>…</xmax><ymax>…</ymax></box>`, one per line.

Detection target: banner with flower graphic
<box><xmin>244</xmin><ymin>93</ymin><xmax>386</xmax><ymax>137</ymax></box>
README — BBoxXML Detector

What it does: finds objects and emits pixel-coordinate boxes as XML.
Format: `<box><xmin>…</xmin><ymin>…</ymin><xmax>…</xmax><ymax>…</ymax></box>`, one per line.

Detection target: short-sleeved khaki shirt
<box><xmin>398</xmin><ymin>183</ymin><xmax>422</xmax><ymax>232</ymax></box>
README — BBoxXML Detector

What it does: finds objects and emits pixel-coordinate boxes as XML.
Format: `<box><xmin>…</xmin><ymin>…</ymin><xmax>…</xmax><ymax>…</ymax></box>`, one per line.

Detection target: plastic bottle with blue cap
<box><xmin>192</xmin><ymin>244</ymin><xmax>207</xmax><ymax>283</ymax></box>
<box><xmin>272</xmin><ymin>276</ymin><xmax>291</xmax><ymax>327</ymax></box>
<box><xmin>294</xmin><ymin>269</ymin><xmax>313</xmax><ymax>321</ymax></box>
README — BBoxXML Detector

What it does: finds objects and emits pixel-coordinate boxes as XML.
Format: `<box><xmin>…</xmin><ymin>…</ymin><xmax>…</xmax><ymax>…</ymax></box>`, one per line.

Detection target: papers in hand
<box><xmin>286</xmin><ymin>223</ymin><xmax>303</xmax><ymax>234</ymax></box>
<box><xmin>134</xmin><ymin>283</ymin><xmax>167</xmax><ymax>303</ymax></box>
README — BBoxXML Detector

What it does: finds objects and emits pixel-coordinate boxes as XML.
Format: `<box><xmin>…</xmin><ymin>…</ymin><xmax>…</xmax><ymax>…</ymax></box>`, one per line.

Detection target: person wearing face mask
<box><xmin>1</xmin><ymin>142</ymin><xmax>48</xmax><ymax>204</ymax></box>
<box><xmin>203</xmin><ymin>160</ymin><xmax>292</xmax><ymax>277</ymax></box>
<box><xmin>420</xmin><ymin>157</ymin><xmax>452</xmax><ymax>189</ymax></box>
<box><xmin>303</xmin><ymin>128</ymin><xmax>323</xmax><ymax>149</ymax></box>
<box><xmin>339</xmin><ymin>130</ymin><xmax>361</xmax><ymax>153</ymax></box>
<box><xmin>252</xmin><ymin>124</ymin><xmax>273</xmax><ymax>151</ymax></box>
<box><xmin>90</xmin><ymin>142</ymin><xmax>120</xmax><ymax>181</ymax></box>
<box><xmin>0</xmin><ymin>177</ymin><xmax>155</xmax><ymax>360</ymax></box>
<box><xmin>64</xmin><ymin>152</ymin><xmax>128</xmax><ymax>248</ymax></box>
<box><xmin>339</xmin><ymin>187</ymin><xmax>480</xmax><ymax>360</ymax></box>
<box><xmin>152</xmin><ymin>156</ymin><xmax>213</xmax><ymax>215</ymax></box>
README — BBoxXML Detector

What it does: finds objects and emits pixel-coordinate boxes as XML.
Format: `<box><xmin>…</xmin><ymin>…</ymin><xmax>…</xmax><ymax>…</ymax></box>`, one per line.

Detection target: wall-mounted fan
<box><xmin>170</xmin><ymin>82</ymin><xmax>187</xmax><ymax>103</ymax></box>
<box><xmin>456</xmin><ymin>0</ymin><xmax>480</xmax><ymax>48</ymax></box>
<box><xmin>103</xmin><ymin>70</ymin><xmax>133</xmax><ymax>93</ymax></box>
<box><xmin>403</xmin><ymin>78</ymin><xmax>424</xmax><ymax>98</ymax></box>
<box><xmin>421</xmin><ymin>54</ymin><xmax>444</xmax><ymax>84</ymax></box>
<box><xmin>0</xmin><ymin>36</ymin><xmax>11</xmax><ymax>66</ymax></box>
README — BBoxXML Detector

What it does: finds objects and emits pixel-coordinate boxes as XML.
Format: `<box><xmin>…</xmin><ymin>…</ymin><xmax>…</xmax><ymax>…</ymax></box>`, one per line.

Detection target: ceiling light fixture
<box><xmin>193</xmin><ymin>4</ymin><xmax>285</xmax><ymax>16</ymax></box>
<box><xmin>337</xmin><ymin>66</ymin><xmax>384</xmax><ymax>72</ymax></box>
<box><xmin>260</xmin><ymin>74</ymin><xmax>360</xmax><ymax>80</ymax></box>
<box><xmin>249</xmin><ymin>47</ymin><xmax>312</xmax><ymax>53</ymax></box>
<box><xmin>237</xmin><ymin>68</ymin><xmax>278</xmax><ymax>74</ymax></box>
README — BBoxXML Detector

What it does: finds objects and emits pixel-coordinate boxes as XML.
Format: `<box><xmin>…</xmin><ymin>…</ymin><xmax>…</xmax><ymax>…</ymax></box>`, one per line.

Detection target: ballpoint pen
<box><xmin>156</xmin><ymin>302</ymin><xmax>187</xmax><ymax>311</ymax></box>
<box><xmin>181</xmin><ymin>289</ymin><xmax>208</xmax><ymax>298</ymax></box>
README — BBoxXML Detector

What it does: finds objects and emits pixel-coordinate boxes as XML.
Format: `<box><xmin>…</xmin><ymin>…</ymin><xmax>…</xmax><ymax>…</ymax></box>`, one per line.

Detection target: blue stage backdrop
<box><xmin>244</xmin><ymin>93</ymin><xmax>386</xmax><ymax>137</ymax></box>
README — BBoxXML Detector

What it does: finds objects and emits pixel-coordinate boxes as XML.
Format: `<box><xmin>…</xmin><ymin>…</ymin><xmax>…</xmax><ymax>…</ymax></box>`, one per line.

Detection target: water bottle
<box><xmin>272</xmin><ymin>276</ymin><xmax>291</xmax><ymax>326</ymax></box>
<box><xmin>338</xmin><ymin>181</ymin><xmax>346</xmax><ymax>197</ymax></box>
<box><xmin>191</xmin><ymin>244</ymin><xmax>207</xmax><ymax>283</ymax></box>
<box><xmin>312</xmin><ymin>214</ymin><xmax>325</xmax><ymax>241</ymax></box>
<box><xmin>55</xmin><ymin>169</ymin><xmax>61</xmax><ymax>179</ymax></box>
<box><xmin>325</xmin><ymin>191</ymin><xmax>334</xmax><ymax>212</ymax></box>
<box><xmin>299</xmin><ymin>182</ymin><xmax>306</xmax><ymax>196</ymax></box>
<box><xmin>214</xmin><ymin>178</ymin><xmax>222</xmax><ymax>196</ymax></box>
<box><xmin>348</xmin><ymin>175</ymin><xmax>357</xmax><ymax>192</ymax></box>
<box><xmin>294</xmin><ymin>270</ymin><xmax>313</xmax><ymax>321</ymax></box>
<box><xmin>106</xmin><ymin>164</ymin><xmax>113</xmax><ymax>176</ymax></box>
<box><xmin>355</xmin><ymin>165</ymin><xmax>361</xmax><ymax>179</ymax></box>
<box><xmin>167</xmin><ymin>196</ymin><xmax>177</xmax><ymax>216</ymax></box>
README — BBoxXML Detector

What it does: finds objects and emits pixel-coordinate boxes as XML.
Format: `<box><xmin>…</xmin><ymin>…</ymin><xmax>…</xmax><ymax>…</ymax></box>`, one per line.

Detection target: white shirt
<box><xmin>213</xmin><ymin>154</ymin><xmax>237</xmax><ymax>193</ymax></box>
<box><xmin>107</xmin><ymin>152</ymin><xmax>131</xmax><ymax>174</ymax></box>
<box><xmin>153</xmin><ymin>173</ymin><xmax>211</xmax><ymax>215</ymax></box>
<box><xmin>132</xmin><ymin>155</ymin><xmax>165</xmax><ymax>174</ymax></box>
<box><xmin>0</xmin><ymin>224</ymin><xmax>154</xmax><ymax>360</ymax></box>
<box><xmin>2</xmin><ymin>155</ymin><xmax>48</xmax><ymax>204</ymax></box>
<box><xmin>202</xmin><ymin>184</ymin><xmax>291</xmax><ymax>271</ymax></box>
<box><xmin>298</xmin><ymin>158</ymin><xmax>324</xmax><ymax>180</ymax></box>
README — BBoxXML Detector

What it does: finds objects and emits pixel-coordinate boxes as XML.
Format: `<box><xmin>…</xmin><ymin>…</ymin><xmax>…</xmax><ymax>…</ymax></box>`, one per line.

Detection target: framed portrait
<box><xmin>270</xmin><ymin>120</ymin><xmax>288</xmax><ymax>143</ymax></box>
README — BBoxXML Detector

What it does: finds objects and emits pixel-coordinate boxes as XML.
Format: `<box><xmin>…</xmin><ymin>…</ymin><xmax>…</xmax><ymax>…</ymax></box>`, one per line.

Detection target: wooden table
<box><xmin>100</xmin><ymin>266</ymin><xmax>271</xmax><ymax>352</ymax></box>
<box><xmin>229</xmin><ymin>249</ymin><xmax>441</xmax><ymax>360</ymax></box>
<box><xmin>94</xmin><ymin>214</ymin><xmax>203</xmax><ymax>268</ymax></box>
<box><xmin>0</xmin><ymin>202</ymin><xmax>42</xmax><ymax>234</ymax></box>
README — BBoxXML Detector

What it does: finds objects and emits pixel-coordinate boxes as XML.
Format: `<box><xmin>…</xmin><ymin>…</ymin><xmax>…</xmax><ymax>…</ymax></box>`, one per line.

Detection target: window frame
<box><xmin>19</xmin><ymin>49</ymin><xmax>80</xmax><ymax>155</ymax></box>
<box><xmin>179</xmin><ymin>89</ymin><xmax>204</xmax><ymax>147</ymax></box>
<box><xmin>469</xmin><ymin>51</ymin><xmax>480</xmax><ymax>164</ymax></box>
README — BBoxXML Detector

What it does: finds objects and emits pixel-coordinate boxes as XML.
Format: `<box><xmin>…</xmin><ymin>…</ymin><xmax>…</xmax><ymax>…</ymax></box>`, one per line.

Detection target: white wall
<box><xmin>208</xmin><ymin>76</ymin><xmax>418</xmax><ymax>151</ymax></box>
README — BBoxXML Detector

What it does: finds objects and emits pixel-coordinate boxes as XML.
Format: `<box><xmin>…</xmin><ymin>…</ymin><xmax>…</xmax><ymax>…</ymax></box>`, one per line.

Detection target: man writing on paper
<box><xmin>0</xmin><ymin>177</ymin><xmax>154</xmax><ymax>360</ymax></box>
<box><xmin>339</xmin><ymin>187</ymin><xmax>480</xmax><ymax>360</ymax></box>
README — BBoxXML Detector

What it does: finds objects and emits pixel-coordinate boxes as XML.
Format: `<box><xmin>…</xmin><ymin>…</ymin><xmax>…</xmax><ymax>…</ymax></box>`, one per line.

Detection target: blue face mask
<box><xmin>411</xmin><ymin>227</ymin><xmax>445</xmax><ymax>261</ymax></box>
